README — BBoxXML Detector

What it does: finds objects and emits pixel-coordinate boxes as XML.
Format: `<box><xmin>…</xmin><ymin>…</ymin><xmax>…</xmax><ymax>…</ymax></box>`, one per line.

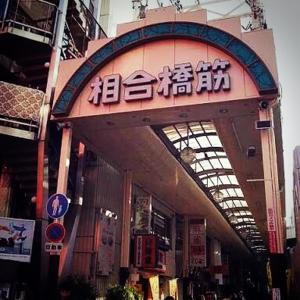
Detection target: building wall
<box><xmin>292</xmin><ymin>146</ymin><xmax>300</xmax><ymax>298</ymax></box>
<box><xmin>72</xmin><ymin>153</ymin><xmax>179</xmax><ymax>298</ymax></box>
<box><xmin>72</xmin><ymin>154</ymin><xmax>123</xmax><ymax>297</ymax></box>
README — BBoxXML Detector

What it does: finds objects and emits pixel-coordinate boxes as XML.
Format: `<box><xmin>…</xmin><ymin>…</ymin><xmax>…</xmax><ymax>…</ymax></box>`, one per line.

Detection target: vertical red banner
<box><xmin>267</xmin><ymin>208</ymin><xmax>278</xmax><ymax>253</ymax></box>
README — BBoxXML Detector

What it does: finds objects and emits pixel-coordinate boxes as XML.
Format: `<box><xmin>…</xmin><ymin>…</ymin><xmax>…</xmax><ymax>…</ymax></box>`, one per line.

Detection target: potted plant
<box><xmin>58</xmin><ymin>274</ymin><xmax>99</xmax><ymax>300</ymax></box>
<box><xmin>106</xmin><ymin>284</ymin><xmax>142</xmax><ymax>300</ymax></box>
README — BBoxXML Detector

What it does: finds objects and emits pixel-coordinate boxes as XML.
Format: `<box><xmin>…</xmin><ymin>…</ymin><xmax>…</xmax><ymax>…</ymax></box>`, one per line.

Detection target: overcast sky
<box><xmin>263</xmin><ymin>0</ymin><xmax>300</xmax><ymax>225</ymax></box>
<box><xmin>108</xmin><ymin>0</ymin><xmax>300</xmax><ymax>226</ymax></box>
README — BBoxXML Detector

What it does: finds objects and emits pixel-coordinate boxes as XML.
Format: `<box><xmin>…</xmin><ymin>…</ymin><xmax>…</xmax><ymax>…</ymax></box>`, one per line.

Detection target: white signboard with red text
<box><xmin>189</xmin><ymin>218</ymin><xmax>206</xmax><ymax>268</ymax></box>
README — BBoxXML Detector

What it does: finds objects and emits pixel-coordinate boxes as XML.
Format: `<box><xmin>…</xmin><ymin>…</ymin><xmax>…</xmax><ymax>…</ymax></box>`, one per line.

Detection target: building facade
<box><xmin>289</xmin><ymin>146</ymin><xmax>300</xmax><ymax>299</ymax></box>
<box><xmin>0</xmin><ymin>1</ymin><xmax>286</xmax><ymax>300</ymax></box>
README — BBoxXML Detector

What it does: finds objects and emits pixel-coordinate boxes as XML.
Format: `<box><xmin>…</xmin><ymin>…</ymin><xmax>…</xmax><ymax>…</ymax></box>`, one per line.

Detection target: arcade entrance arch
<box><xmin>49</xmin><ymin>8</ymin><xmax>284</xmax><ymax>299</ymax></box>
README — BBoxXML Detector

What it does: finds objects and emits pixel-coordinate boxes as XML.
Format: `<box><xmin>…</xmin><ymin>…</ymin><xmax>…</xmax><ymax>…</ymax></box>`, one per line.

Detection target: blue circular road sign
<box><xmin>46</xmin><ymin>223</ymin><xmax>66</xmax><ymax>243</ymax></box>
<box><xmin>46</xmin><ymin>193</ymin><xmax>69</xmax><ymax>219</ymax></box>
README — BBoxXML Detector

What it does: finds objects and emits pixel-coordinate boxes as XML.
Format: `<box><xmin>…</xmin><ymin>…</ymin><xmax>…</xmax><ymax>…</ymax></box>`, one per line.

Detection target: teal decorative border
<box><xmin>53</xmin><ymin>22</ymin><xmax>278</xmax><ymax>116</ymax></box>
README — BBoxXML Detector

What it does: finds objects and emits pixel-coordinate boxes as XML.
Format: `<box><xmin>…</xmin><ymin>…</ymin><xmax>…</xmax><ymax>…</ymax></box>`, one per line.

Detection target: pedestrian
<box><xmin>0</xmin><ymin>290</ymin><xmax>8</xmax><ymax>300</ymax></box>
<box><xmin>243</xmin><ymin>277</ymin><xmax>257</xmax><ymax>300</ymax></box>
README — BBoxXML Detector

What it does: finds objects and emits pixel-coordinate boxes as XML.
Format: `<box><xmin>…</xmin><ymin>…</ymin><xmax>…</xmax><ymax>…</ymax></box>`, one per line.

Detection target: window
<box><xmin>151</xmin><ymin>208</ymin><xmax>172</xmax><ymax>248</ymax></box>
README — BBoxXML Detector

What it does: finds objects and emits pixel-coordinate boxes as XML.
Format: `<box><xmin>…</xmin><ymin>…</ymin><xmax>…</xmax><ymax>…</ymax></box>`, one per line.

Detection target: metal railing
<box><xmin>0</xmin><ymin>0</ymin><xmax>107</xmax><ymax>57</ymax></box>
<box><xmin>72</xmin><ymin>0</ymin><xmax>106</xmax><ymax>40</ymax></box>
<box><xmin>0</xmin><ymin>0</ymin><xmax>57</xmax><ymax>43</ymax></box>
<box><xmin>63</xmin><ymin>0</ymin><xmax>106</xmax><ymax>58</ymax></box>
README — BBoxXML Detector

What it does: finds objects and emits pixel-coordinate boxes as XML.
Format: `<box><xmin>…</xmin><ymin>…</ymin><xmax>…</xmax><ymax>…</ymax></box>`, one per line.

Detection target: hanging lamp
<box><xmin>180</xmin><ymin>123</ymin><xmax>196</xmax><ymax>164</ymax></box>
<box><xmin>228</xmin><ymin>213</ymin><xmax>239</xmax><ymax>224</ymax></box>
<box><xmin>212</xmin><ymin>172</ymin><xmax>224</xmax><ymax>203</ymax></box>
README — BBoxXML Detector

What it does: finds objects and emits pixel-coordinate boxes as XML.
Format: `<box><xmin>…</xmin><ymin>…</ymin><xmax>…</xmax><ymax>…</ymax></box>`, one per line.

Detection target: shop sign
<box><xmin>267</xmin><ymin>208</ymin><xmax>278</xmax><ymax>253</ymax></box>
<box><xmin>169</xmin><ymin>279</ymin><xmax>178</xmax><ymax>300</ymax></box>
<box><xmin>142</xmin><ymin>235</ymin><xmax>156</xmax><ymax>269</ymax></box>
<box><xmin>135</xmin><ymin>235</ymin><xmax>143</xmax><ymax>267</ymax></box>
<box><xmin>134</xmin><ymin>235</ymin><xmax>165</xmax><ymax>271</ymax></box>
<box><xmin>267</xmin><ymin>208</ymin><xmax>276</xmax><ymax>231</ymax></box>
<box><xmin>0</xmin><ymin>217</ymin><xmax>35</xmax><ymax>263</ymax></box>
<box><xmin>268</xmin><ymin>230</ymin><xmax>277</xmax><ymax>253</ymax></box>
<box><xmin>45</xmin><ymin>242</ymin><xmax>63</xmax><ymax>254</ymax></box>
<box><xmin>157</xmin><ymin>249</ymin><xmax>166</xmax><ymax>271</ymax></box>
<box><xmin>134</xmin><ymin>196</ymin><xmax>152</xmax><ymax>234</ymax></box>
<box><xmin>149</xmin><ymin>275</ymin><xmax>160</xmax><ymax>300</ymax></box>
<box><xmin>189</xmin><ymin>218</ymin><xmax>206</xmax><ymax>268</ymax></box>
<box><xmin>88</xmin><ymin>59</ymin><xmax>230</xmax><ymax>105</ymax></box>
<box><xmin>97</xmin><ymin>213</ymin><xmax>117</xmax><ymax>276</ymax></box>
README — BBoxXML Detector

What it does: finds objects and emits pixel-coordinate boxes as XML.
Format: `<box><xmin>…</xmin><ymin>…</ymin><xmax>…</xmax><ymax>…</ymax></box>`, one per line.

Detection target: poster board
<box><xmin>0</xmin><ymin>217</ymin><xmax>35</xmax><ymax>263</ymax></box>
<box><xmin>169</xmin><ymin>278</ymin><xmax>178</xmax><ymax>300</ymax></box>
<box><xmin>97</xmin><ymin>213</ymin><xmax>117</xmax><ymax>275</ymax></box>
<box><xmin>134</xmin><ymin>195</ymin><xmax>152</xmax><ymax>234</ymax></box>
<box><xmin>149</xmin><ymin>275</ymin><xmax>159</xmax><ymax>300</ymax></box>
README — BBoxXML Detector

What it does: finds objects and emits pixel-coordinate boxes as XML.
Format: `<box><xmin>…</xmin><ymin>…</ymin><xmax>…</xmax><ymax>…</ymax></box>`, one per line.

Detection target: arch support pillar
<box><xmin>120</xmin><ymin>170</ymin><xmax>133</xmax><ymax>284</ymax></box>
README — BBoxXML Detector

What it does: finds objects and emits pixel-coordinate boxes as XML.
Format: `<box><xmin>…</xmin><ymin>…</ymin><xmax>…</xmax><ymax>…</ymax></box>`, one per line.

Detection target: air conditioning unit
<box><xmin>247</xmin><ymin>146</ymin><xmax>256</xmax><ymax>157</ymax></box>
<box><xmin>255</xmin><ymin>120</ymin><xmax>272</xmax><ymax>130</ymax></box>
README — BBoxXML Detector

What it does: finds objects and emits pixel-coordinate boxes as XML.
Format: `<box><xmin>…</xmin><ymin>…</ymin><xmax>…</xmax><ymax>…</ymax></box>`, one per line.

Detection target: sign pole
<box><xmin>46</xmin><ymin>125</ymin><xmax>72</xmax><ymax>300</ymax></box>
<box><xmin>59</xmin><ymin>142</ymin><xmax>85</xmax><ymax>277</ymax></box>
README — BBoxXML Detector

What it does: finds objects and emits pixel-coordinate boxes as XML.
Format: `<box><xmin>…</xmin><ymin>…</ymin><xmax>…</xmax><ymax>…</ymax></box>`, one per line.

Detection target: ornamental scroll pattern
<box><xmin>0</xmin><ymin>81</ymin><xmax>44</xmax><ymax>122</ymax></box>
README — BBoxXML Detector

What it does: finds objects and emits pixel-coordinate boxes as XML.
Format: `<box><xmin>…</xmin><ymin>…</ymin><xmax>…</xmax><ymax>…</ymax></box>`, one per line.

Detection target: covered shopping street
<box><xmin>48</xmin><ymin>6</ymin><xmax>285</xmax><ymax>299</ymax></box>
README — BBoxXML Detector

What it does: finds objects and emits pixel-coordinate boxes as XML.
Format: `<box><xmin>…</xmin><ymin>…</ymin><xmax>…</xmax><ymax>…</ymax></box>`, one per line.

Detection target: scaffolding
<box><xmin>132</xmin><ymin>0</ymin><xmax>267</xmax><ymax>31</ymax></box>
